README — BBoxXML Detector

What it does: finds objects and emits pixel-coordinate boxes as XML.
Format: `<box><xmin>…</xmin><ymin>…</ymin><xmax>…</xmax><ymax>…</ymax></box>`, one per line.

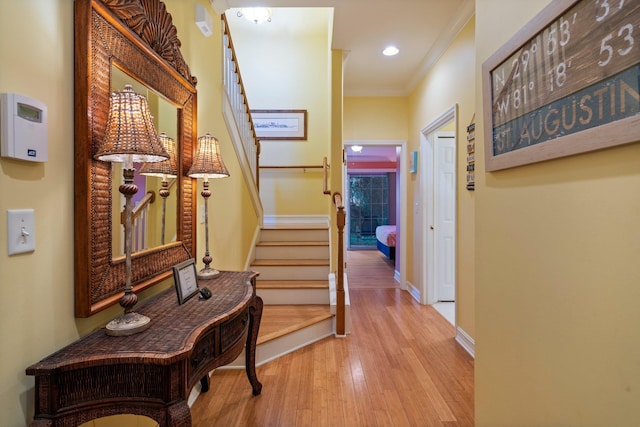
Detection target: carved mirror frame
<box><xmin>74</xmin><ymin>0</ymin><xmax>197</xmax><ymax>317</ymax></box>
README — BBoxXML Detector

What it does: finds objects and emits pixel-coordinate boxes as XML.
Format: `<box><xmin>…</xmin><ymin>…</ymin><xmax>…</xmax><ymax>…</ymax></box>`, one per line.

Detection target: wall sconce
<box><xmin>139</xmin><ymin>132</ymin><xmax>178</xmax><ymax>245</ymax></box>
<box><xmin>188</xmin><ymin>133</ymin><xmax>229</xmax><ymax>279</ymax></box>
<box><xmin>94</xmin><ymin>84</ymin><xmax>169</xmax><ymax>336</ymax></box>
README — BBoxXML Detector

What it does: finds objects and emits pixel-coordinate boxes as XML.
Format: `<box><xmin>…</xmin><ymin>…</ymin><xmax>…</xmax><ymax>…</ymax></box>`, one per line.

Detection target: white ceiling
<box><xmin>212</xmin><ymin>0</ymin><xmax>474</xmax><ymax>97</ymax></box>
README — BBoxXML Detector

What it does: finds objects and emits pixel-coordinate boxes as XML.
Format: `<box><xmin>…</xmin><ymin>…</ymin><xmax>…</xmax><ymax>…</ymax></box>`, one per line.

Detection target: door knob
<box><xmin>430</xmin><ymin>225</ymin><xmax>434</xmax><ymax>230</ymax></box>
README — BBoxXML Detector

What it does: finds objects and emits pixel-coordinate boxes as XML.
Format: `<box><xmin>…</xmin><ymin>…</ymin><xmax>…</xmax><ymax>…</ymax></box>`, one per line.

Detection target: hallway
<box><xmin>190</xmin><ymin>251</ymin><xmax>474</xmax><ymax>426</ymax></box>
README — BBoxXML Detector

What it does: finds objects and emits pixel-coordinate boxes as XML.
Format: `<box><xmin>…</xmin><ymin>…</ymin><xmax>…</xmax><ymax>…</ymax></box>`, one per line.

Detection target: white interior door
<box><xmin>434</xmin><ymin>132</ymin><xmax>456</xmax><ymax>302</ymax></box>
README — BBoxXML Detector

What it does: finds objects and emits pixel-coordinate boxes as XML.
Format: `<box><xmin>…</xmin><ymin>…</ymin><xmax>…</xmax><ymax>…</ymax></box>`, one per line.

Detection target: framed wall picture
<box><xmin>251</xmin><ymin>109</ymin><xmax>307</xmax><ymax>140</ymax></box>
<box><xmin>482</xmin><ymin>0</ymin><xmax>640</xmax><ymax>171</ymax></box>
<box><xmin>173</xmin><ymin>258</ymin><xmax>199</xmax><ymax>304</ymax></box>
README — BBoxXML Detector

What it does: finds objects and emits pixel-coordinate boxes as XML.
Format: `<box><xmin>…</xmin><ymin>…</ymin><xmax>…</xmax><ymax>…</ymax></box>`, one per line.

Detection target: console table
<box><xmin>26</xmin><ymin>271</ymin><xmax>263</xmax><ymax>427</ymax></box>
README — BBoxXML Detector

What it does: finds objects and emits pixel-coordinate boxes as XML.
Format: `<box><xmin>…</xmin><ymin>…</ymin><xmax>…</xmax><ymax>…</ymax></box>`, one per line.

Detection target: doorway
<box><xmin>344</xmin><ymin>140</ymin><xmax>407</xmax><ymax>290</ymax></box>
<box><xmin>420</xmin><ymin>105</ymin><xmax>458</xmax><ymax>324</ymax></box>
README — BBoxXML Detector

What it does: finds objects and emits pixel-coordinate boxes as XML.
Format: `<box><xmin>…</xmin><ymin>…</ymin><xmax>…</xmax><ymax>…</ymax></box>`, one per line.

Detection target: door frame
<box><xmin>344</xmin><ymin>140</ymin><xmax>407</xmax><ymax>290</ymax></box>
<box><xmin>420</xmin><ymin>105</ymin><xmax>458</xmax><ymax>308</ymax></box>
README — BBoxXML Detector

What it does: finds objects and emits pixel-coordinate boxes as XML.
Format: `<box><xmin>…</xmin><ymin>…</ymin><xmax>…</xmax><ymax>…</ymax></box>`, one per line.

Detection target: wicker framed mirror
<box><xmin>74</xmin><ymin>0</ymin><xmax>197</xmax><ymax>317</ymax></box>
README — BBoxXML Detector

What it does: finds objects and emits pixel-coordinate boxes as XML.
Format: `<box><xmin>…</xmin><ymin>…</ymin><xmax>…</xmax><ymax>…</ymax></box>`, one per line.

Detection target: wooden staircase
<box><xmin>226</xmin><ymin>223</ymin><xmax>335</xmax><ymax>367</ymax></box>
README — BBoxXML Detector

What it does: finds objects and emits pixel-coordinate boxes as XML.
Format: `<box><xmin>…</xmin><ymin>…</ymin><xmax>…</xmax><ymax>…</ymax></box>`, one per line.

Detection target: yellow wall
<box><xmin>228</xmin><ymin>9</ymin><xmax>333</xmax><ymax>216</ymax></box>
<box><xmin>408</xmin><ymin>17</ymin><xmax>476</xmax><ymax>337</ymax></box>
<box><xmin>342</xmin><ymin>21</ymin><xmax>476</xmax><ymax>338</ymax></box>
<box><xmin>343</xmin><ymin>97</ymin><xmax>409</xmax><ymax>140</ymax></box>
<box><xmin>177</xmin><ymin>2</ymin><xmax>260</xmax><ymax>272</ymax></box>
<box><xmin>475</xmin><ymin>0</ymin><xmax>640</xmax><ymax>425</ymax></box>
<box><xmin>328</xmin><ymin>49</ymin><xmax>344</xmax><ymax>272</ymax></box>
<box><xmin>0</xmin><ymin>1</ymin><xmax>258</xmax><ymax>426</ymax></box>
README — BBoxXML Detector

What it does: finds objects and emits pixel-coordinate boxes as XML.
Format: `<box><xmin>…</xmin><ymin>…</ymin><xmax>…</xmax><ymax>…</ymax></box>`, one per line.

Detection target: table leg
<box><xmin>165</xmin><ymin>400</ymin><xmax>191</xmax><ymax>427</ymax></box>
<box><xmin>245</xmin><ymin>295</ymin><xmax>263</xmax><ymax>395</ymax></box>
<box><xmin>200</xmin><ymin>374</ymin><xmax>210</xmax><ymax>392</ymax></box>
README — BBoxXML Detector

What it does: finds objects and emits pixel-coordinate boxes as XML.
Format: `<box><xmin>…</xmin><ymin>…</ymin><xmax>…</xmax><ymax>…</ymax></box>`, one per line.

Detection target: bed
<box><xmin>376</xmin><ymin>225</ymin><xmax>396</xmax><ymax>260</ymax></box>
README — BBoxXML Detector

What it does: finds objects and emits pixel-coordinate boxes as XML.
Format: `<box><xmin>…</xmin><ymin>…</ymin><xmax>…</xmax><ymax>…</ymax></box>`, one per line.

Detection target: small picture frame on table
<box><xmin>173</xmin><ymin>258</ymin><xmax>199</xmax><ymax>304</ymax></box>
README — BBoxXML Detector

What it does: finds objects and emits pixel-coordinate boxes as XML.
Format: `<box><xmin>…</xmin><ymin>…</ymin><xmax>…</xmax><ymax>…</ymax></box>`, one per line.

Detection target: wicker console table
<box><xmin>26</xmin><ymin>271</ymin><xmax>263</xmax><ymax>427</ymax></box>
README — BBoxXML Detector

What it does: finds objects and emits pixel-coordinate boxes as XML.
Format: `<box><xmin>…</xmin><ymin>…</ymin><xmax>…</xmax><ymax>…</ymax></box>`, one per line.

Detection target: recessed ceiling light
<box><xmin>382</xmin><ymin>46</ymin><xmax>399</xmax><ymax>56</ymax></box>
<box><xmin>351</xmin><ymin>145</ymin><xmax>363</xmax><ymax>152</ymax></box>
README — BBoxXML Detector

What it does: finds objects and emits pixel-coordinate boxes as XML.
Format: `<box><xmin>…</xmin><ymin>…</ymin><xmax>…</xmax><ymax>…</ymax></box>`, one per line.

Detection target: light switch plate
<box><xmin>7</xmin><ymin>209</ymin><xmax>35</xmax><ymax>255</ymax></box>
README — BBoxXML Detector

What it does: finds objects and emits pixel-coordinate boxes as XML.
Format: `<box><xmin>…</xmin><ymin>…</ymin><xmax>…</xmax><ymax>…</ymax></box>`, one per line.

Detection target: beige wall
<box><xmin>0</xmin><ymin>1</ymin><xmax>258</xmax><ymax>426</ymax></box>
<box><xmin>475</xmin><ymin>0</ymin><xmax>640</xmax><ymax>425</ymax></box>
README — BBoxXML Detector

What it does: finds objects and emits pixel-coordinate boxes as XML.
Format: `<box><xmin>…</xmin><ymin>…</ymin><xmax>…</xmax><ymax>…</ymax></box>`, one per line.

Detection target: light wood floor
<box><xmin>346</xmin><ymin>249</ymin><xmax>398</xmax><ymax>289</ymax></box>
<box><xmin>190</xmin><ymin>250</ymin><xmax>474</xmax><ymax>426</ymax></box>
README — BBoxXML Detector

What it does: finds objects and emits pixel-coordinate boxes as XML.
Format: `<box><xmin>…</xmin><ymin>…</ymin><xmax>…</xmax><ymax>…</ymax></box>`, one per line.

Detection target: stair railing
<box><xmin>120</xmin><ymin>191</ymin><xmax>155</xmax><ymax>254</ymax></box>
<box><xmin>333</xmin><ymin>192</ymin><xmax>346</xmax><ymax>336</ymax></box>
<box><xmin>221</xmin><ymin>14</ymin><xmax>260</xmax><ymax>188</ymax></box>
<box><xmin>323</xmin><ymin>156</ymin><xmax>331</xmax><ymax>195</ymax></box>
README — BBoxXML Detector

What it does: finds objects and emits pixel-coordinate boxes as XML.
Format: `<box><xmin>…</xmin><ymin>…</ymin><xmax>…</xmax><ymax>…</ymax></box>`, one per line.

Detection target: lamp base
<box><xmin>197</xmin><ymin>266</ymin><xmax>220</xmax><ymax>279</ymax></box>
<box><xmin>105</xmin><ymin>311</ymin><xmax>151</xmax><ymax>336</ymax></box>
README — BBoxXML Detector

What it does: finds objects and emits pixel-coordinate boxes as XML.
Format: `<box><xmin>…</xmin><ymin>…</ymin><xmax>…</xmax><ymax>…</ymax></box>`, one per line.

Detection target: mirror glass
<box><xmin>110</xmin><ymin>66</ymin><xmax>179</xmax><ymax>258</ymax></box>
<box><xmin>74</xmin><ymin>0</ymin><xmax>197</xmax><ymax>317</ymax></box>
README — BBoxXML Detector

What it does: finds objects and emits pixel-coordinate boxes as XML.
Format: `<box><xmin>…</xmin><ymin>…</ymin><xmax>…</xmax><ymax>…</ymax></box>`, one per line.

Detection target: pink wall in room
<box><xmin>347</xmin><ymin>161</ymin><xmax>396</xmax><ymax>169</ymax></box>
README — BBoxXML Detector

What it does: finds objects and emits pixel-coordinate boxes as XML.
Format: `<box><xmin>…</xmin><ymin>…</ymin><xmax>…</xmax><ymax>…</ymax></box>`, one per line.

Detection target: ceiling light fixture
<box><xmin>382</xmin><ymin>46</ymin><xmax>399</xmax><ymax>56</ymax></box>
<box><xmin>238</xmin><ymin>7</ymin><xmax>272</xmax><ymax>24</ymax></box>
<box><xmin>351</xmin><ymin>145</ymin><xmax>363</xmax><ymax>153</ymax></box>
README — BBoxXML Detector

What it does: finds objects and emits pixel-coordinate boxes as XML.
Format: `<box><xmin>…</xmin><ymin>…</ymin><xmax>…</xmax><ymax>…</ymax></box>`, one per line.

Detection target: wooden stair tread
<box><xmin>251</xmin><ymin>259</ymin><xmax>330</xmax><ymax>266</ymax></box>
<box><xmin>258</xmin><ymin>305</ymin><xmax>334</xmax><ymax>344</ymax></box>
<box><xmin>257</xmin><ymin>241</ymin><xmax>328</xmax><ymax>247</ymax></box>
<box><xmin>261</xmin><ymin>224</ymin><xmax>328</xmax><ymax>230</ymax></box>
<box><xmin>257</xmin><ymin>280</ymin><xmax>329</xmax><ymax>289</ymax></box>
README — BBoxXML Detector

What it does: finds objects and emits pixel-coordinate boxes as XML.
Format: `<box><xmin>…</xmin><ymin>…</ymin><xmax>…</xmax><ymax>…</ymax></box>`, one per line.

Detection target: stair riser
<box><xmin>260</xmin><ymin>229</ymin><xmax>328</xmax><ymax>242</ymax></box>
<box><xmin>255</xmin><ymin>245</ymin><xmax>329</xmax><ymax>260</ymax></box>
<box><xmin>253</xmin><ymin>265</ymin><xmax>329</xmax><ymax>281</ymax></box>
<box><xmin>257</xmin><ymin>288</ymin><xmax>330</xmax><ymax>305</ymax></box>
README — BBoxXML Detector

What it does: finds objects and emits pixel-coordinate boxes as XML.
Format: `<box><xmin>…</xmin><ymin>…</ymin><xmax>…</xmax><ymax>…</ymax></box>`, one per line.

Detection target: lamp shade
<box><xmin>188</xmin><ymin>133</ymin><xmax>230</xmax><ymax>179</ymax></box>
<box><xmin>94</xmin><ymin>84</ymin><xmax>168</xmax><ymax>164</ymax></box>
<box><xmin>139</xmin><ymin>133</ymin><xmax>178</xmax><ymax>178</ymax></box>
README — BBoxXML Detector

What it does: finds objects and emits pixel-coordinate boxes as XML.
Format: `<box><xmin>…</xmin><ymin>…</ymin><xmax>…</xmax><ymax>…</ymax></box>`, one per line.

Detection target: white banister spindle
<box><xmin>221</xmin><ymin>15</ymin><xmax>259</xmax><ymax>188</ymax></box>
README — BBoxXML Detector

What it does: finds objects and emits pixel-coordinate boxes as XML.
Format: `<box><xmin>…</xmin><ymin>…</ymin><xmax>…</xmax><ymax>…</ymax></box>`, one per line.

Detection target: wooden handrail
<box><xmin>333</xmin><ymin>192</ymin><xmax>346</xmax><ymax>336</ymax></box>
<box><xmin>260</xmin><ymin>165</ymin><xmax>323</xmax><ymax>169</ymax></box>
<box><xmin>121</xmin><ymin>191</ymin><xmax>155</xmax><ymax>225</ymax></box>
<box><xmin>323</xmin><ymin>156</ymin><xmax>331</xmax><ymax>195</ymax></box>
<box><xmin>333</xmin><ymin>192</ymin><xmax>343</xmax><ymax>208</ymax></box>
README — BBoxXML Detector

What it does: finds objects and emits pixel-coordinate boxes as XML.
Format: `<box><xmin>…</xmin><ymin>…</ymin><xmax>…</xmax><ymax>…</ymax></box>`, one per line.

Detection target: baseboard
<box><xmin>406</xmin><ymin>280</ymin><xmax>421</xmax><ymax>303</ymax></box>
<box><xmin>263</xmin><ymin>215</ymin><xmax>329</xmax><ymax>227</ymax></box>
<box><xmin>187</xmin><ymin>373</ymin><xmax>209</xmax><ymax>407</ymax></box>
<box><xmin>221</xmin><ymin>318</ymin><xmax>334</xmax><ymax>368</ymax></box>
<box><xmin>455</xmin><ymin>326</ymin><xmax>475</xmax><ymax>358</ymax></box>
<box><xmin>244</xmin><ymin>223</ymin><xmax>262</xmax><ymax>271</ymax></box>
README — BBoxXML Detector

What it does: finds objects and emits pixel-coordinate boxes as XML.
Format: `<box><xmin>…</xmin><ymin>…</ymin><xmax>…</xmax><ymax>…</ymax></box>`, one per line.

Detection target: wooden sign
<box><xmin>483</xmin><ymin>0</ymin><xmax>640</xmax><ymax>171</ymax></box>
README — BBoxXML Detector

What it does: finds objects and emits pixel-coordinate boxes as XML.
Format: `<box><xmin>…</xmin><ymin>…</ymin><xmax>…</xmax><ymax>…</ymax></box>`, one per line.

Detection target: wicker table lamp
<box><xmin>188</xmin><ymin>133</ymin><xmax>229</xmax><ymax>279</ymax></box>
<box><xmin>140</xmin><ymin>132</ymin><xmax>178</xmax><ymax>245</ymax></box>
<box><xmin>94</xmin><ymin>84</ymin><xmax>169</xmax><ymax>336</ymax></box>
